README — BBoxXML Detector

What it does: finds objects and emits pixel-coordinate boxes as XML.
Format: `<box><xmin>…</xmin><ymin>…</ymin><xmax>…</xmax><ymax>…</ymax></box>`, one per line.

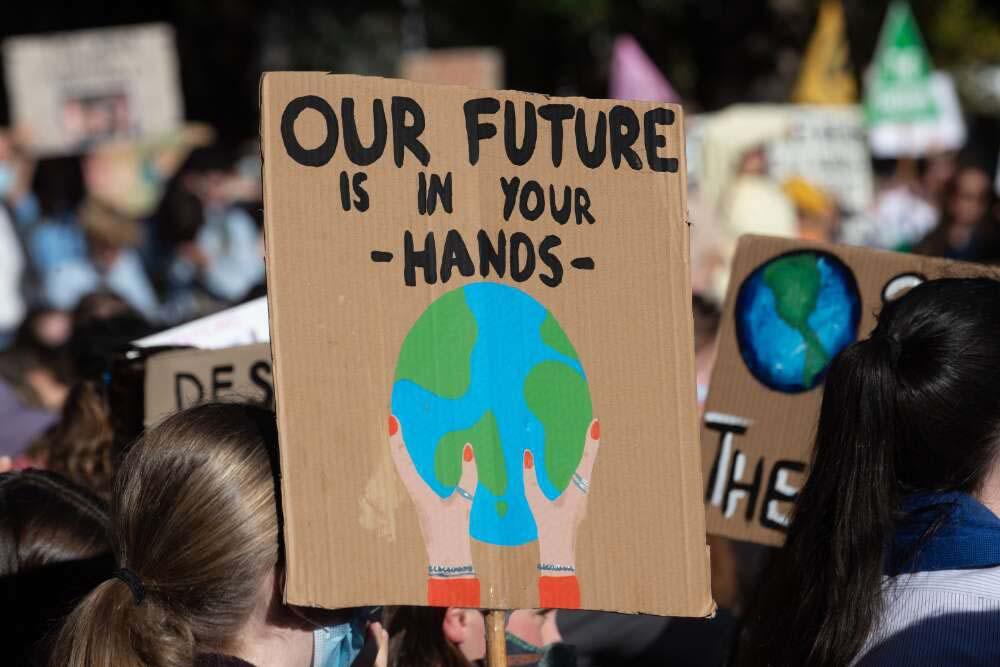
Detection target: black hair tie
<box><xmin>114</xmin><ymin>567</ymin><xmax>146</xmax><ymax>605</ymax></box>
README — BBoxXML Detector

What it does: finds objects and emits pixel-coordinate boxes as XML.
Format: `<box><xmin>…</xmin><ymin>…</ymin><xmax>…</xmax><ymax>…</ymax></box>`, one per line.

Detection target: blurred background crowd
<box><xmin>0</xmin><ymin>0</ymin><xmax>999</xmax><ymax>665</ymax></box>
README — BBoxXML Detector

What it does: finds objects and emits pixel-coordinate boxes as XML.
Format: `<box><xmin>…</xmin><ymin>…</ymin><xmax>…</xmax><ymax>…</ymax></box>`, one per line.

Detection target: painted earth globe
<box><xmin>392</xmin><ymin>282</ymin><xmax>591</xmax><ymax>546</ymax></box>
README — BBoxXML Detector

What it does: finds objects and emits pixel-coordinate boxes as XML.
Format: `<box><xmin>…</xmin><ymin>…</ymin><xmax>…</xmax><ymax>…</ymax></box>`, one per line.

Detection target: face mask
<box><xmin>312</xmin><ymin>615</ymin><xmax>365</xmax><ymax>667</ymax></box>
<box><xmin>0</xmin><ymin>162</ymin><xmax>15</xmax><ymax>198</ymax></box>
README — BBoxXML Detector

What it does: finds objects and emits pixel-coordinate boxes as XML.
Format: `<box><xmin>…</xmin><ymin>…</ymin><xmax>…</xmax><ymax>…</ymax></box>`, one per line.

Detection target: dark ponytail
<box><xmin>742</xmin><ymin>278</ymin><xmax>1000</xmax><ymax>666</ymax></box>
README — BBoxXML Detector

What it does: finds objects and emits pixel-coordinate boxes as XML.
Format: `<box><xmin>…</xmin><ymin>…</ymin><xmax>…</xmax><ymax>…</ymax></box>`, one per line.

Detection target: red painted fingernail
<box><xmin>388</xmin><ymin>416</ymin><xmax>399</xmax><ymax>436</ymax></box>
<box><xmin>590</xmin><ymin>419</ymin><xmax>601</xmax><ymax>440</ymax></box>
<box><xmin>463</xmin><ymin>444</ymin><xmax>473</xmax><ymax>462</ymax></box>
<box><xmin>524</xmin><ymin>451</ymin><xmax>534</xmax><ymax>469</ymax></box>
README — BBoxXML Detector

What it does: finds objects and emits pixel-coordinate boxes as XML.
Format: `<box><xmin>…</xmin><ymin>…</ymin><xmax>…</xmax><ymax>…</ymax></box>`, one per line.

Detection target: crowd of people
<box><xmin>1</xmin><ymin>30</ymin><xmax>1000</xmax><ymax>665</ymax></box>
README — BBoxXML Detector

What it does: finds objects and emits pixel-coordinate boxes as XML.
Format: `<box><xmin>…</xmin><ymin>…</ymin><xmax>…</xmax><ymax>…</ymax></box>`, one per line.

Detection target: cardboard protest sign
<box><xmin>767</xmin><ymin>106</ymin><xmax>873</xmax><ymax>214</ymax></box>
<box><xmin>144</xmin><ymin>343</ymin><xmax>273</xmax><ymax>426</ymax></box>
<box><xmin>261</xmin><ymin>73</ymin><xmax>712</xmax><ymax>616</ymax></box>
<box><xmin>2</xmin><ymin>23</ymin><xmax>182</xmax><ymax>156</ymax></box>
<box><xmin>702</xmin><ymin>235</ymin><xmax>996</xmax><ymax>546</ymax></box>
<box><xmin>133</xmin><ymin>297</ymin><xmax>269</xmax><ymax>350</ymax></box>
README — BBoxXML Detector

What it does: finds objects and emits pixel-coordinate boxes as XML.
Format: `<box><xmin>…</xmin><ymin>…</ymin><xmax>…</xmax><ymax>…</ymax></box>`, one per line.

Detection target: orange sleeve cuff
<box><xmin>427</xmin><ymin>577</ymin><xmax>481</xmax><ymax>607</ymax></box>
<box><xmin>538</xmin><ymin>575</ymin><xmax>581</xmax><ymax>609</ymax></box>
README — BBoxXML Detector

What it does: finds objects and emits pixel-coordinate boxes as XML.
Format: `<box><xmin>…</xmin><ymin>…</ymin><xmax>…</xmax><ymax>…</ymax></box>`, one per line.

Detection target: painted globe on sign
<box><xmin>391</xmin><ymin>282</ymin><xmax>592</xmax><ymax>546</ymax></box>
<box><xmin>735</xmin><ymin>251</ymin><xmax>861</xmax><ymax>393</ymax></box>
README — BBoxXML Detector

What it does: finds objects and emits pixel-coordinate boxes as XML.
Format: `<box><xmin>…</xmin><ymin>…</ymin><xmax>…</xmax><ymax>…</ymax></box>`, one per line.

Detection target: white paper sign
<box><xmin>768</xmin><ymin>106</ymin><xmax>873</xmax><ymax>214</ymax></box>
<box><xmin>134</xmin><ymin>298</ymin><xmax>270</xmax><ymax>350</ymax></box>
<box><xmin>868</xmin><ymin>72</ymin><xmax>967</xmax><ymax>158</ymax></box>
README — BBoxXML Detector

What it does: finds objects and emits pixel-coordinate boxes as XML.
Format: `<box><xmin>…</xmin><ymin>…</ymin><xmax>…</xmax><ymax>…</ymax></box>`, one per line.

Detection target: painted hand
<box><xmin>388</xmin><ymin>414</ymin><xmax>480</xmax><ymax>606</ymax></box>
<box><xmin>523</xmin><ymin>418</ymin><xmax>601</xmax><ymax>608</ymax></box>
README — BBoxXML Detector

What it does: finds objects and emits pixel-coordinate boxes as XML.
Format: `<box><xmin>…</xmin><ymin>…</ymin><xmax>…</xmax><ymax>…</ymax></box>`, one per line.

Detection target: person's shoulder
<box><xmin>856</xmin><ymin>607</ymin><xmax>1000</xmax><ymax>666</ymax></box>
<box><xmin>887</xmin><ymin>566</ymin><xmax>1000</xmax><ymax>602</ymax></box>
<box><xmin>854</xmin><ymin>568</ymin><xmax>1000</xmax><ymax>666</ymax></box>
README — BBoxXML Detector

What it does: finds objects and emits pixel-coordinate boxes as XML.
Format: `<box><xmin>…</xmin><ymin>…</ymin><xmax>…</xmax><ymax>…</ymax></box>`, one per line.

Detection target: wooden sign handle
<box><xmin>485</xmin><ymin>609</ymin><xmax>507</xmax><ymax>667</ymax></box>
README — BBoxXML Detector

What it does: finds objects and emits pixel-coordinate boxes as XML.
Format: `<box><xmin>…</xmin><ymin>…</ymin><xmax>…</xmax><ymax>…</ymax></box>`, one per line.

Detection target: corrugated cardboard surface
<box><xmin>144</xmin><ymin>343</ymin><xmax>272</xmax><ymax>426</ymax></box>
<box><xmin>261</xmin><ymin>73</ymin><xmax>712</xmax><ymax>616</ymax></box>
<box><xmin>703</xmin><ymin>235</ymin><xmax>997</xmax><ymax>546</ymax></box>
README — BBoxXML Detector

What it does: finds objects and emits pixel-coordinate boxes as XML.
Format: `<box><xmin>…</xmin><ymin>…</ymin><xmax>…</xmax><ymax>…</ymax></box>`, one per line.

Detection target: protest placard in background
<box><xmin>702</xmin><ymin>235</ymin><xmax>996</xmax><ymax>546</ymax></box>
<box><xmin>2</xmin><ymin>23</ymin><xmax>183</xmax><ymax>156</ymax></box>
<box><xmin>144</xmin><ymin>343</ymin><xmax>273</xmax><ymax>426</ymax></box>
<box><xmin>862</xmin><ymin>2</ymin><xmax>966</xmax><ymax>157</ymax></box>
<box><xmin>261</xmin><ymin>73</ymin><xmax>712</xmax><ymax>616</ymax></box>
<box><xmin>690</xmin><ymin>105</ymin><xmax>874</xmax><ymax>214</ymax></box>
<box><xmin>767</xmin><ymin>106</ymin><xmax>872</xmax><ymax>214</ymax></box>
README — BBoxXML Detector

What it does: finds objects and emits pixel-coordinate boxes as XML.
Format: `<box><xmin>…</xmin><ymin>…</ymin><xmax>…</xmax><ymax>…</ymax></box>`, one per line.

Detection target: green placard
<box><xmin>864</xmin><ymin>0</ymin><xmax>938</xmax><ymax>125</ymax></box>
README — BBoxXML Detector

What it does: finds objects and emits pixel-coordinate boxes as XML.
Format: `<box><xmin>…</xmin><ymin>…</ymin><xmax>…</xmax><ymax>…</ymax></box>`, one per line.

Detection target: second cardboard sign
<box><xmin>703</xmin><ymin>235</ymin><xmax>997</xmax><ymax>546</ymax></box>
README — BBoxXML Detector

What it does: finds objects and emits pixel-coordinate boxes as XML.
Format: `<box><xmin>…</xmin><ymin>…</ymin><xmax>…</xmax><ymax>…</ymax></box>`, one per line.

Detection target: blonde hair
<box><xmin>50</xmin><ymin>403</ymin><xmax>281</xmax><ymax>667</ymax></box>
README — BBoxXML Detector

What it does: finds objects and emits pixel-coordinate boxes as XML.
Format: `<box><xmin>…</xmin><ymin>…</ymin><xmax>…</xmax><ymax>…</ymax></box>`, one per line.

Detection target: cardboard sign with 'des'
<box><xmin>261</xmin><ymin>73</ymin><xmax>712</xmax><ymax>616</ymax></box>
<box><xmin>703</xmin><ymin>235</ymin><xmax>996</xmax><ymax>546</ymax></box>
<box><xmin>144</xmin><ymin>343</ymin><xmax>273</xmax><ymax>426</ymax></box>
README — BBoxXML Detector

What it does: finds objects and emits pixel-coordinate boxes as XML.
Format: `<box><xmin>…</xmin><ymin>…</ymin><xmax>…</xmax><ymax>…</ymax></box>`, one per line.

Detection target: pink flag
<box><xmin>609</xmin><ymin>34</ymin><xmax>680</xmax><ymax>103</ymax></box>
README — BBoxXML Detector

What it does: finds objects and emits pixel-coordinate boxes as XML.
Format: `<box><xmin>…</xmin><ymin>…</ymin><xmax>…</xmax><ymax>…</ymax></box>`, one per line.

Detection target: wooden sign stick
<box><xmin>485</xmin><ymin>609</ymin><xmax>507</xmax><ymax>667</ymax></box>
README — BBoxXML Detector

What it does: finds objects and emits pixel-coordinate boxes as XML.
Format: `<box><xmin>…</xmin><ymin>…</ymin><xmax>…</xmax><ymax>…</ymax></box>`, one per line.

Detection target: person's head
<box><xmin>154</xmin><ymin>181</ymin><xmax>205</xmax><ymax>246</ymax></box>
<box><xmin>945</xmin><ymin>164</ymin><xmax>992</xmax><ymax>230</ymax></box>
<box><xmin>41</xmin><ymin>380</ymin><xmax>115</xmax><ymax>498</ymax></box>
<box><xmin>72</xmin><ymin>292</ymin><xmax>131</xmax><ymax>328</ymax></box>
<box><xmin>0</xmin><ymin>469</ymin><xmax>110</xmax><ymax>578</ymax></box>
<box><xmin>738</xmin><ymin>146</ymin><xmax>767</xmax><ymax>176</ymax></box>
<box><xmin>68</xmin><ymin>310</ymin><xmax>151</xmax><ymax>382</ymax></box>
<box><xmin>79</xmin><ymin>197</ymin><xmax>141</xmax><ymax>267</ymax></box>
<box><xmin>0</xmin><ymin>346</ymin><xmax>64</xmax><ymax>412</ymax></box>
<box><xmin>179</xmin><ymin>145</ymin><xmax>236</xmax><ymax>208</ymax></box>
<box><xmin>387</xmin><ymin>606</ymin><xmax>477</xmax><ymax>667</ymax></box>
<box><xmin>51</xmin><ymin>403</ymin><xmax>283</xmax><ymax>667</ymax></box>
<box><xmin>0</xmin><ymin>470</ymin><xmax>112</xmax><ymax>665</ymax></box>
<box><xmin>743</xmin><ymin>277</ymin><xmax>1000</xmax><ymax>666</ymax></box>
<box><xmin>33</xmin><ymin>156</ymin><xmax>85</xmax><ymax>218</ymax></box>
<box><xmin>18</xmin><ymin>308</ymin><xmax>74</xmax><ymax>352</ymax></box>
<box><xmin>920</xmin><ymin>151</ymin><xmax>958</xmax><ymax>201</ymax></box>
